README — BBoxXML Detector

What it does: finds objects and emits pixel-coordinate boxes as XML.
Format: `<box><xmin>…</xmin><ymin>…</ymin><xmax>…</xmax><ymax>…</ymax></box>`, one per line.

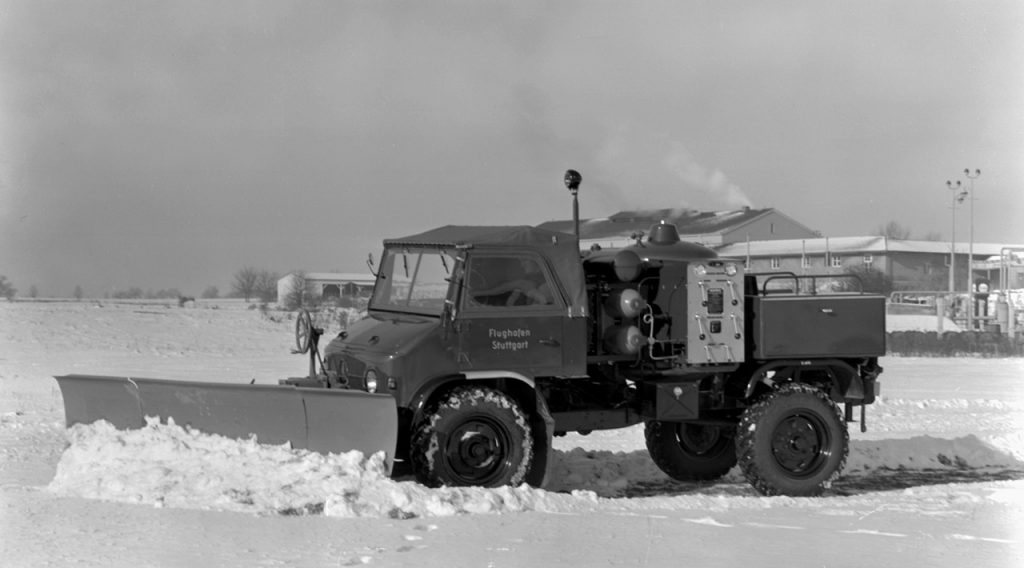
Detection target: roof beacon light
<box><xmin>648</xmin><ymin>221</ymin><xmax>680</xmax><ymax>245</ymax></box>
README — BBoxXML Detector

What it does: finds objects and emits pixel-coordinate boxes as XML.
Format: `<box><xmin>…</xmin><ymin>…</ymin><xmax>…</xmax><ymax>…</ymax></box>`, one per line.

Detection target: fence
<box><xmin>888</xmin><ymin>290</ymin><xmax>1023</xmax><ymax>335</ymax></box>
<box><xmin>886</xmin><ymin>330</ymin><xmax>1024</xmax><ymax>357</ymax></box>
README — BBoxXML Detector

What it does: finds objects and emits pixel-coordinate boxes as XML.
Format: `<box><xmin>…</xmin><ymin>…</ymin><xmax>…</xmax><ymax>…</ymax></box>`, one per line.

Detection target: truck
<box><xmin>55</xmin><ymin>173</ymin><xmax>886</xmax><ymax>497</ymax></box>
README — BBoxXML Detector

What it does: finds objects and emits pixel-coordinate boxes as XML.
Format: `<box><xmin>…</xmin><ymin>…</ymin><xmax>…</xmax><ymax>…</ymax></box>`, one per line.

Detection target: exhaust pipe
<box><xmin>564</xmin><ymin>169</ymin><xmax>582</xmax><ymax>241</ymax></box>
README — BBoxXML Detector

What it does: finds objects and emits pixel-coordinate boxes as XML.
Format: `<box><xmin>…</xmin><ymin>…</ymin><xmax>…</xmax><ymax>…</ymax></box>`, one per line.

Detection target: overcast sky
<box><xmin>2</xmin><ymin>1</ymin><xmax>1022</xmax><ymax>296</ymax></box>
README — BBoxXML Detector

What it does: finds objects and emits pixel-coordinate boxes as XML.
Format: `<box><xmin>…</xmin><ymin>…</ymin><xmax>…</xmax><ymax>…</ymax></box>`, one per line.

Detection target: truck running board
<box><xmin>53</xmin><ymin>374</ymin><xmax>398</xmax><ymax>472</ymax></box>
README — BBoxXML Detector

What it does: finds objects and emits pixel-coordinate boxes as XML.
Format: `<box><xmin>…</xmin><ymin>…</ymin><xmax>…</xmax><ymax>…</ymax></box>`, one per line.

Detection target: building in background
<box><xmin>713</xmin><ymin>238</ymin><xmax>1023</xmax><ymax>292</ymax></box>
<box><xmin>536</xmin><ymin>207</ymin><xmax>818</xmax><ymax>250</ymax></box>
<box><xmin>277</xmin><ymin>272</ymin><xmax>375</xmax><ymax>305</ymax></box>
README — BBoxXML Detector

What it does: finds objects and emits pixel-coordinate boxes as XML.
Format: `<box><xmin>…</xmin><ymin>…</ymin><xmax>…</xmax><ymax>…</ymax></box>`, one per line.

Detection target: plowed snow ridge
<box><xmin>46</xmin><ymin>418</ymin><xmax>1023</xmax><ymax>518</ymax></box>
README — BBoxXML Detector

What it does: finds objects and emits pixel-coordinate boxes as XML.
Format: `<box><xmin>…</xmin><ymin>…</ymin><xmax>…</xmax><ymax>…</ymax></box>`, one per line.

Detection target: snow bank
<box><xmin>48</xmin><ymin>418</ymin><xmax>1023</xmax><ymax>518</ymax></box>
<box><xmin>47</xmin><ymin>419</ymin><xmax>598</xmax><ymax>518</ymax></box>
<box><xmin>847</xmin><ymin>435</ymin><xmax>1021</xmax><ymax>472</ymax></box>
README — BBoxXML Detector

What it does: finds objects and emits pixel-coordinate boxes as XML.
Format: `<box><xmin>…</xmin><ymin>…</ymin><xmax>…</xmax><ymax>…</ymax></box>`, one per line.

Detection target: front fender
<box><xmin>404</xmin><ymin>370</ymin><xmax>552</xmax><ymax>488</ymax></box>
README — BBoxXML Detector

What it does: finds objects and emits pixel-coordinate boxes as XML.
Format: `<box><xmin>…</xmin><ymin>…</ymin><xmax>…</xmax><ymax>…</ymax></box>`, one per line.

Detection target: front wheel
<box><xmin>645</xmin><ymin>421</ymin><xmax>737</xmax><ymax>481</ymax></box>
<box><xmin>410</xmin><ymin>386</ymin><xmax>533</xmax><ymax>488</ymax></box>
<box><xmin>736</xmin><ymin>383</ymin><xmax>848</xmax><ymax>496</ymax></box>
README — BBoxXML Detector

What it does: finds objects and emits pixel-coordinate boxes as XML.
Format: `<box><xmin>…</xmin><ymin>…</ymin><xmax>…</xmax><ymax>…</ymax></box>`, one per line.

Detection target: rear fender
<box><xmin>742</xmin><ymin>360</ymin><xmax>860</xmax><ymax>402</ymax></box>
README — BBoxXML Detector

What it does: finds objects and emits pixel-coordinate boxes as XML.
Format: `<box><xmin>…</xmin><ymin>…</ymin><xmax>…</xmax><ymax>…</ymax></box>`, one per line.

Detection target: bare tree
<box><xmin>255</xmin><ymin>270</ymin><xmax>280</xmax><ymax>303</ymax></box>
<box><xmin>843</xmin><ymin>265</ymin><xmax>895</xmax><ymax>296</ymax></box>
<box><xmin>232</xmin><ymin>267</ymin><xmax>260</xmax><ymax>301</ymax></box>
<box><xmin>282</xmin><ymin>271</ymin><xmax>317</xmax><ymax>310</ymax></box>
<box><xmin>112</xmin><ymin>287</ymin><xmax>144</xmax><ymax>299</ymax></box>
<box><xmin>875</xmin><ymin>221</ymin><xmax>911</xmax><ymax>240</ymax></box>
<box><xmin>0</xmin><ymin>276</ymin><xmax>16</xmax><ymax>301</ymax></box>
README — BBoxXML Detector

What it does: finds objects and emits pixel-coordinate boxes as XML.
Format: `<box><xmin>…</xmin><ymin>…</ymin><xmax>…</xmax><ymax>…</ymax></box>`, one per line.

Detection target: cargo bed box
<box><xmin>748</xmin><ymin>294</ymin><xmax>886</xmax><ymax>359</ymax></box>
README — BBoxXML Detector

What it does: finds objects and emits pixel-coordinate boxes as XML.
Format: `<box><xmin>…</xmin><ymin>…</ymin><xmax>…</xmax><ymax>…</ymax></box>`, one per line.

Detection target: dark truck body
<box><xmin>317</xmin><ymin>223</ymin><xmax>885</xmax><ymax>496</ymax></box>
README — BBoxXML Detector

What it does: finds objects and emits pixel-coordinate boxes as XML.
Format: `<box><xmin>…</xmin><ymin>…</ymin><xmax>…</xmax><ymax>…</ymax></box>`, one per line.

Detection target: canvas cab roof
<box><xmin>384</xmin><ymin>225</ymin><xmax>587</xmax><ymax>317</ymax></box>
<box><xmin>384</xmin><ymin>225</ymin><xmax>564</xmax><ymax>248</ymax></box>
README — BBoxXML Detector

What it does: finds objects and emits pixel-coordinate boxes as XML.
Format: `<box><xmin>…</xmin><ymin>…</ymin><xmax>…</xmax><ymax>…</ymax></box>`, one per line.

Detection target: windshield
<box><xmin>369</xmin><ymin>247</ymin><xmax>458</xmax><ymax>315</ymax></box>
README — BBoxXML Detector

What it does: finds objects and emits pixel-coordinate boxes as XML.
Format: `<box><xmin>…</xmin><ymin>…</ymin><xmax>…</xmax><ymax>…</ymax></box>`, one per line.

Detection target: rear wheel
<box><xmin>410</xmin><ymin>386</ymin><xmax>533</xmax><ymax>487</ymax></box>
<box><xmin>736</xmin><ymin>383</ymin><xmax>848</xmax><ymax>496</ymax></box>
<box><xmin>645</xmin><ymin>421</ymin><xmax>737</xmax><ymax>481</ymax></box>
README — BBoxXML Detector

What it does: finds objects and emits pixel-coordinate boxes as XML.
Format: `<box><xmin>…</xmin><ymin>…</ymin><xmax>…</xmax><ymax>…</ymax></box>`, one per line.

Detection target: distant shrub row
<box><xmin>886</xmin><ymin>330</ymin><xmax>1024</xmax><ymax>357</ymax></box>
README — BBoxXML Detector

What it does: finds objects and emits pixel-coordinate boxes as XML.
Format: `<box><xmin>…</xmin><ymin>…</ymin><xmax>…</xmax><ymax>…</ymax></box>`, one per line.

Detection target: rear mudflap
<box><xmin>54</xmin><ymin>375</ymin><xmax>398</xmax><ymax>471</ymax></box>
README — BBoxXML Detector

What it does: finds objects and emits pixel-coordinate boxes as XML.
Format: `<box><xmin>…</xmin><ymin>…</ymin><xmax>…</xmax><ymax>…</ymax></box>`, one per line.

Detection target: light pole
<box><xmin>964</xmin><ymin>168</ymin><xmax>981</xmax><ymax>331</ymax></box>
<box><xmin>945</xmin><ymin>180</ymin><xmax>966</xmax><ymax>293</ymax></box>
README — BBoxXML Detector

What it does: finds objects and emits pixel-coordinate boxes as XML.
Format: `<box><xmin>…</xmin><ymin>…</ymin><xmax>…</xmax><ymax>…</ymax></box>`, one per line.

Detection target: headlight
<box><xmin>365</xmin><ymin>369</ymin><xmax>379</xmax><ymax>393</ymax></box>
<box><xmin>724</xmin><ymin>263</ymin><xmax>738</xmax><ymax>276</ymax></box>
<box><xmin>694</xmin><ymin>264</ymin><xmax>707</xmax><ymax>276</ymax></box>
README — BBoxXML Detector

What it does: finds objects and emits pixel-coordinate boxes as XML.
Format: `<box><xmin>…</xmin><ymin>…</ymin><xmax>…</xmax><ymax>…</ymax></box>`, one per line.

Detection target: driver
<box><xmin>473</xmin><ymin>258</ymin><xmax>554</xmax><ymax>306</ymax></box>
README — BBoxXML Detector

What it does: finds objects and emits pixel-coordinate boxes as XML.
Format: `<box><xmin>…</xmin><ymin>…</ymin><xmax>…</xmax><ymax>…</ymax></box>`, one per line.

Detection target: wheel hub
<box><xmin>771</xmin><ymin>414</ymin><xmax>829</xmax><ymax>477</ymax></box>
<box><xmin>460</xmin><ymin>432</ymin><xmax>497</xmax><ymax>466</ymax></box>
<box><xmin>445</xmin><ymin>419</ymin><xmax>509</xmax><ymax>483</ymax></box>
<box><xmin>678</xmin><ymin>424</ymin><xmax>724</xmax><ymax>456</ymax></box>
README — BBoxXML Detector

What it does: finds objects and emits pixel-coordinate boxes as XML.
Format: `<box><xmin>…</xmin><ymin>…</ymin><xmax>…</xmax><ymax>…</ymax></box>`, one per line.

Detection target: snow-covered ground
<box><xmin>2</xmin><ymin>301</ymin><xmax>1022</xmax><ymax>567</ymax></box>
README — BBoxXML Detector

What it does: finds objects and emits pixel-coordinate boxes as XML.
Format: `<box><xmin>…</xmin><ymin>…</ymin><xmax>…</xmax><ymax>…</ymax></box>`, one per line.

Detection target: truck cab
<box><xmin>322</xmin><ymin>225</ymin><xmax>587</xmax><ymax>398</ymax></box>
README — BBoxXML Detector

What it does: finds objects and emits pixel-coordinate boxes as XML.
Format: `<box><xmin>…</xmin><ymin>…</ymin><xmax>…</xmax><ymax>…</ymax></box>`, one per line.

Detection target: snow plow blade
<box><xmin>53</xmin><ymin>374</ymin><xmax>398</xmax><ymax>471</ymax></box>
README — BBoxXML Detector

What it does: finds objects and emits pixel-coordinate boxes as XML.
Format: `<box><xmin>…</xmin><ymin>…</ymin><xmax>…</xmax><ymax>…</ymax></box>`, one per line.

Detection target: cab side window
<box><xmin>465</xmin><ymin>255</ymin><xmax>556</xmax><ymax>308</ymax></box>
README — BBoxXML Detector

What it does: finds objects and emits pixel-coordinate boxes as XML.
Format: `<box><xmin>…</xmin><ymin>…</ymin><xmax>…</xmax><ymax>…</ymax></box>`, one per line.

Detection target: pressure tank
<box><xmin>604</xmin><ymin>288</ymin><xmax>647</xmax><ymax>319</ymax></box>
<box><xmin>603</xmin><ymin>324</ymin><xmax>645</xmax><ymax>355</ymax></box>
